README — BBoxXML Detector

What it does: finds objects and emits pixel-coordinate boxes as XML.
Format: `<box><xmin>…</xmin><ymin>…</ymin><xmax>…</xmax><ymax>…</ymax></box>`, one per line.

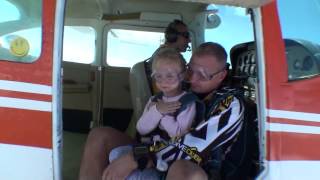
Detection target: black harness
<box><xmin>141</xmin><ymin>50</ymin><xmax>245</xmax><ymax>172</ymax></box>
<box><xmin>138</xmin><ymin>91</ymin><xmax>204</xmax><ymax>142</ymax></box>
<box><xmin>137</xmin><ymin>87</ymin><xmax>244</xmax><ymax>172</ymax></box>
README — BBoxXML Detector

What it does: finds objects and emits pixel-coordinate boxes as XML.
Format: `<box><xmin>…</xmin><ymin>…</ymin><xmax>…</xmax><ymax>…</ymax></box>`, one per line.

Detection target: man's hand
<box><xmin>102</xmin><ymin>152</ymin><xmax>137</xmax><ymax>180</ymax></box>
<box><xmin>156</xmin><ymin>100</ymin><xmax>181</xmax><ymax>115</ymax></box>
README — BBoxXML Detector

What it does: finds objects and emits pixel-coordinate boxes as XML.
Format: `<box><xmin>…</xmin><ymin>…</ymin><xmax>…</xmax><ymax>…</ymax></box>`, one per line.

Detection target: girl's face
<box><xmin>152</xmin><ymin>60</ymin><xmax>184</xmax><ymax>97</ymax></box>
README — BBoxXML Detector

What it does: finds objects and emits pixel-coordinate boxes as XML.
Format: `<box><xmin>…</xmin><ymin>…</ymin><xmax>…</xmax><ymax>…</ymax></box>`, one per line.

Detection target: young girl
<box><xmin>136</xmin><ymin>48</ymin><xmax>196</xmax><ymax>140</ymax></box>
<box><xmin>108</xmin><ymin>48</ymin><xmax>197</xmax><ymax>179</ymax></box>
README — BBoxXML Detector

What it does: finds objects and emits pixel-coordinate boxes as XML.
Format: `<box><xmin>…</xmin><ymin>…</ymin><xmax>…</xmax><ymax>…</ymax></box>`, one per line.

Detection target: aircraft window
<box><xmin>277</xmin><ymin>0</ymin><xmax>320</xmax><ymax>81</ymax></box>
<box><xmin>0</xmin><ymin>1</ymin><xmax>20</xmax><ymax>23</ymax></box>
<box><xmin>106</xmin><ymin>29</ymin><xmax>192</xmax><ymax>67</ymax></box>
<box><xmin>63</xmin><ymin>26</ymin><xmax>96</xmax><ymax>64</ymax></box>
<box><xmin>0</xmin><ymin>0</ymin><xmax>42</xmax><ymax>63</ymax></box>
<box><xmin>205</xmin><ymin>5</ymin><xmax>254</xmax><ymax>64</ymax></box>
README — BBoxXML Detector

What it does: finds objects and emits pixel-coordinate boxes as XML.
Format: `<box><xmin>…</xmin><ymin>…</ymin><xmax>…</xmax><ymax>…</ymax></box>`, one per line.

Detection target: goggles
<box><xmin>187</xmin><ymin>63</ymin><xmax>225</xmax><ymax>82</ymax></box>
<box><xmin>151</xmin><ymin>71</ymin><xmax>184</xmax><ymax>84</ymax></box>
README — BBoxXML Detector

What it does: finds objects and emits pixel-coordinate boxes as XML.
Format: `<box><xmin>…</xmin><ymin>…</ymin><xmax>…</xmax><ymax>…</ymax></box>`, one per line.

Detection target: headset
<box><xmin>165</xmin><ymin>19</ymin><xmax>188</xmax><ymax>43</ymax></box>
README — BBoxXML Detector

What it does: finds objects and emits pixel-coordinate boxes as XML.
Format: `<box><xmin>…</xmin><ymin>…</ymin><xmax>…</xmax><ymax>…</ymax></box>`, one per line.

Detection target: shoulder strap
<box><xmin>176</xmin><ymin>92</ymin><xmax>198</xmax><ymax>112</ymax></box>
<box><xmin>144</xmin><ymin>47</ymin><xmax>164</xmax><ymax>95</ymax></box>
<box><xmin>174</xmin><ymin>92</ymin><xmax>205</xmax><ymax>127</ymax></box>
<box><xmin>143</xmin><ymin>59</ymin><xmax>154</xmax><ymax>95</ymax></box>
<box><xmin>152</xmin><ymin>92</ymin><xmax>199</xmax><ymax>110</ymax></box>
<box><xmin>147</xmin><ymin>88</ymin><xmax>245</xmax><ymax>169</ymax></box>
<box><xmin>151</xmin><ymin>92</ymin><xmax>206</xmax><ymax>130</ymax></box>
<box><xmin>151</xmin><ymin>92</ymin><xmax>164</xmax><ymax>102</ymax></box>
<box><xmin>206</xmin><ymin>87</ymin><xmax>244</xmax><ymax>120</ymax></box>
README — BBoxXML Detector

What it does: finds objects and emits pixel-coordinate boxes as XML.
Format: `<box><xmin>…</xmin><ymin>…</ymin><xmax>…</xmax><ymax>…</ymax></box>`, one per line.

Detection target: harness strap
<box><xmin>151</xmin><ymin>91</ymin><xmax>205</xmax><ymax>125</ymax></box>
<box><xmin>149</xmin><ymin>139</ymin><xmax>203</xmax><ymax>164</ymax></box>
<box><xmin>174</xmin><ymin>92</ymin><xmax>198</xmax><ymax>114</ymax></box>
<box><xmin>144</xmin><ymin>59</ymin><xmax>154</xmax><ymax>95</ymax></box>
<box><xmin>147</xmin><ymin>87</ymin><xmax>245</xmax><ymax>169</ymax></box>
<box><xmin>144</xmin><ymin>46</ymin><xmax>165</xmax><ymax>95</ymax></box>
<box><xmin>144</xmin><ymin>92</ymin><xmax>203</xmax><ymax>141</ymax></box>
<box><xmin>151</xmin><ymin>92</ymin><xmax>164</xmax><ymax>103</ymax></box>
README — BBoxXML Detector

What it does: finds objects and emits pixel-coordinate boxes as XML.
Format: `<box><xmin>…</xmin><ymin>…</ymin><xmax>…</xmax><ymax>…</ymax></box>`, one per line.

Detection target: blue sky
<box><xmin>277</xmin><ymin>0</ymin><xmax>320</xmax><ymax>45</ymax></box>
<box><xmin>205</xmin><ymin>5</ymin><xmax>254</xmax><ymax>63</ymax></box>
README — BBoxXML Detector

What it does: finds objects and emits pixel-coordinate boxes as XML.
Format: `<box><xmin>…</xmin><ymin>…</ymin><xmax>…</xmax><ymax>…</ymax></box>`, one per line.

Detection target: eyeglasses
<box><xmin>151</xmin><ymin>71</ymin><xmax>183</xmax><ymax>84</ymax></box>
<box><xmin>187</xmin><ymin>63</ymin><xmax>225</xmax><ymax>81</ymax></box>
<box><xmin>177</xmin><ymin>31</ymin><xmax>190</xmax><ymax>39</ymax></box>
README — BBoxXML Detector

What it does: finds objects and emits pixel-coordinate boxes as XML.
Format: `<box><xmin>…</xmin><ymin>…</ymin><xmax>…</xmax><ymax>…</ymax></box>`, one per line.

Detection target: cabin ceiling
<box><xmin>171</xmin><ymin>0</ymin><xmax>273</xmax><ymax>8</ymax></box>
<box><xmin>96</xmin><ymin>0</ymin><xmax>273</xmax><ymax>8</ymax></box>
<box><xmin>65</xmin><ymin>0</ymin><xmax>273</xmax><ymax>19</ymax></box>
<box><xmin>66</xmin><ymin>0</ymin><xmax>206</xmax><ymax>20</ymax></box>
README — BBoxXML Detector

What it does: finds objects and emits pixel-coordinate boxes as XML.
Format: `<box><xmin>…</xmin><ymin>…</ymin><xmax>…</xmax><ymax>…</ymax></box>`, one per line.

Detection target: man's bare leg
<box><xmin>166</xmin><ymin>160</ymin><xmax>208</xmax><ymax>180</ymax></box>
<box><xmin>78</xmin><ymin>127</ymin><xmax>133</xmax><ymax>180</ymax></box>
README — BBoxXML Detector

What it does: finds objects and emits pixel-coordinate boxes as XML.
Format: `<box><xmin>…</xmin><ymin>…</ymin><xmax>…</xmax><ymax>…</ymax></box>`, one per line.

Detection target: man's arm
<box><xmin>183</xmin><ymin>96</ymin><xmax>244</xmax><ymax>154</ymax></box>
<box><xmin>153</xmin><ymin>97</ymin><xmax>244</xmax><ymax>167</ymax></box>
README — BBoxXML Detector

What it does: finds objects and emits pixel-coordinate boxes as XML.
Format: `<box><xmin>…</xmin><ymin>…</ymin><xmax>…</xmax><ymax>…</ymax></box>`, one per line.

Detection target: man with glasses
<box><xmin>166</xmin><ymin>42</ymin><xmax>245</xmax><ymax>180</ymax></box>
<box><xmin>79</xmin><ymin>42</ymin><xmax>244</xmax><ymax>180</ymax></box>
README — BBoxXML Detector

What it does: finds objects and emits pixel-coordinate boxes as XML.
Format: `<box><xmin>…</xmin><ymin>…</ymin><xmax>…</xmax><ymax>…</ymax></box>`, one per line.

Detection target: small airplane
<box><xmin>0</xmin><ymin>0</ymin><xmax>319</xmax><ymax>179</ymax></box>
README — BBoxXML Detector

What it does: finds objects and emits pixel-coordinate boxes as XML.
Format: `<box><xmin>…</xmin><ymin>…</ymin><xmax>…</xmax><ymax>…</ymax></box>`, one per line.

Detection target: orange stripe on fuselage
<box><xmin>0</xmin><ymin>90</ymin><xmax>52</xmax><ymax>102</ymax></box>
<box><xmin>267</xmin><ymin>131</ymin><xmax>320</xmax><ymax>161</ymax></box>
<box><xmin>0</xmin><ymin>107</ymin><xmax>52</xmax><ymax>149</ymax></box>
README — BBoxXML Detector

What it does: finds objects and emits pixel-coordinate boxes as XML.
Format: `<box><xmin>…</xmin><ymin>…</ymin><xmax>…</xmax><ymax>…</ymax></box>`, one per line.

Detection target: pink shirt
<box><xmin>136</xmin><ymin>91</ymin><xmax>196</xmax><ymax>138</ymax></box>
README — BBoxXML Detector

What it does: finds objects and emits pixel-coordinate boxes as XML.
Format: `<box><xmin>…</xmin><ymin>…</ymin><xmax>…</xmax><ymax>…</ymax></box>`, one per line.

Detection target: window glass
<box><xmin>0</xmin><ymin>0</ymin><xmax>42</xmax><ymax>63</ymax></box>
<box><xmin>277</xmin><ymin>0</ymin><xmax>320</xmax><ymax>81</ymax></box>
<box><xmin>106</xmin><ymin>29</ymin><xmax>192</xmax><ymax>67</ymax></box>
<box><xmin>0</xmin><ymin>1</ymin><xmax>20</xmax><ymax>23</ymax></box>
<box><xmin>205</xmin><ymin>5</ymin><xmax>254</xmax><ymax>64</ymax></box>
<box><xmin>63</xmin><ymin>26</ymin><xmax>96</xmax><ymax>64</ymax></box>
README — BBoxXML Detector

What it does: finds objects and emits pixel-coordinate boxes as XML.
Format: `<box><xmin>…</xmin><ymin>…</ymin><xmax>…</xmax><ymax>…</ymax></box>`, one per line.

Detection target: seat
<box><xmin>218</xmin><ymin>42</ymin><xmax>260</xmax><ymax>180</ymax></box>
<box><xmin>126</xmin><ymin>60</ymin><xmax>152</xmax><ymax>137</ymax></box>
<box><xmin>220</xmin><ymin>98</ymin><xmax>259</xmax><ymax>180</ymax></box>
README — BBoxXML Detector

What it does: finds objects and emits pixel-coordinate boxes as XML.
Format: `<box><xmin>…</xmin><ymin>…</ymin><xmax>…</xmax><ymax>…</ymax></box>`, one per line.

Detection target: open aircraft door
<box><xmin>257</xmin><ymin>1</ymin><xmax>320</xmax><ymax>179</ymax></box>
<box><xmin>0</xmin><ymin>0</ymin><xmax>65</xmax><ymax>179</ymax></box>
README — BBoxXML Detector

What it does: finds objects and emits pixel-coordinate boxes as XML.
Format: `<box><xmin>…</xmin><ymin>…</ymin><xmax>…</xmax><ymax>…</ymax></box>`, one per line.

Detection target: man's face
<box><xmin>188</xmin><ymin>54</ymin><xmax>227</xmax><ymax>94</ymax></box>
<box><xmin>174</xmin><ymin>24</ymin><xmax>191</xmax><ymax>52</ymax></box>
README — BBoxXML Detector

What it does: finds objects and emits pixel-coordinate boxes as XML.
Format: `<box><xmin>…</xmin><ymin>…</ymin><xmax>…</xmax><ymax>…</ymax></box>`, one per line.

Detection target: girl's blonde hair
<box><xmin>152</xmin><ymin>48</ymin><xmax>186</xmax><ymax>73</ymax></box>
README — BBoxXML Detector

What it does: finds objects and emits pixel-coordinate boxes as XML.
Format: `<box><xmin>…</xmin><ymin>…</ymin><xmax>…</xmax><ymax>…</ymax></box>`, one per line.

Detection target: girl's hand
<box><xmin>155</xmin><ymin>100</ymin><xmax>181</xmax><ymax>115</ymax></box>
